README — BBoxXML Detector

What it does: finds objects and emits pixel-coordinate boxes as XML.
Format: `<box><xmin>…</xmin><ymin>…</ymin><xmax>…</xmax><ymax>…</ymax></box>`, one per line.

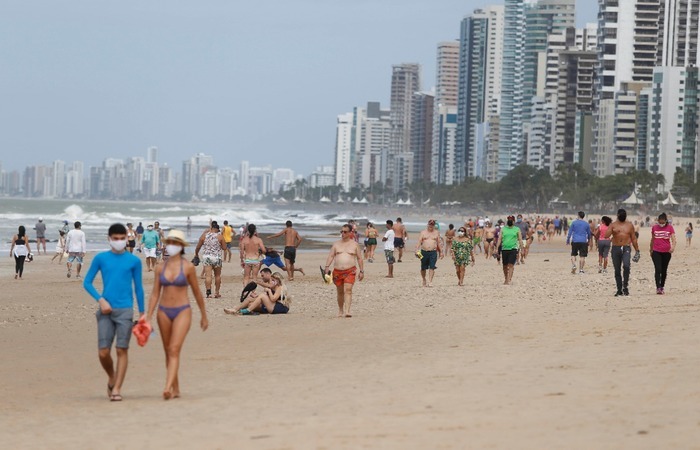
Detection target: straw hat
<box><xmin>164</xmin><ymin>229</ymin><xmax>188</xmax><ymax>246</ymax></box>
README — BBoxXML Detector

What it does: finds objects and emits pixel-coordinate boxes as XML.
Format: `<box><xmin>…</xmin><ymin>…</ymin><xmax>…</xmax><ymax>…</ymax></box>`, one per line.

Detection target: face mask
<box><xmin>165</xmin><ymin>244</ymin><xmax>183</xmax><ymax>255</ymax></box>
<box><xmin>109</xmin><ymin>239</ymin><xmax>127</xmax><ymax>251</ymax></box>
<box><xmin>517</xmin><ymin>218</ymin><xmax>522</xmax><ymax>223</ymax></box>
<box><xmin>147</xmin><ymin>226</ymin><xmax>154</xmax><ymax>231</ymax></box>
<box><xmin>457</xmin><ymin>231</ymin><xmax>465</xmax><ymax>236</ymax></box>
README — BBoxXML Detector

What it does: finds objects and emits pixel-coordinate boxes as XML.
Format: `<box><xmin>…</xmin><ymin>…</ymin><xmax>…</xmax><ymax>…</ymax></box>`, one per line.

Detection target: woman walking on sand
<box><xmin>650</xmin><ymin>213</ymin><xmax>676</xmax><ymax>295</ymax></box>
<box><xmin>146</xmin><ymin>230</ymin><xmax>208</xmax><ymax>400</ymax></box>
<box><xmin>686</xmin><ymin>223</ymin><xmax>693</xmax><ymax>248</ymax></box>
<box><xmin>10</xmin><ymin>225</ymin><xmax>31</xmax><ymax>279</ymax></box>
<box><xmin>451</xmin><ymin>226</ymin><xmax>475</xmax><ymax>286</ymax></box>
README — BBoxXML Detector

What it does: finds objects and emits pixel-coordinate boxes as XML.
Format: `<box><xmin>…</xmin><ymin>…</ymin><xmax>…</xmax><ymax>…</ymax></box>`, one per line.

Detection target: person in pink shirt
<box><xmin>650</xmin><ymin>212</ymin><xmax>676</xmax><ymax>295</ymax></box>
<box><xmin>595</xmin><ymin>216</ymin><xmax>612</xmax><ymax>274</ymax></box>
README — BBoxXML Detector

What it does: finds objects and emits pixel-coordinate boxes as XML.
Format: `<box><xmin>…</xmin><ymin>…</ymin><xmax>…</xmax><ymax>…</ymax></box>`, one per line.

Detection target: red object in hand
<box><xmin>132</xmin><ymin>317</ymin><xmax>152</xmax><ymax>347</ymax></box>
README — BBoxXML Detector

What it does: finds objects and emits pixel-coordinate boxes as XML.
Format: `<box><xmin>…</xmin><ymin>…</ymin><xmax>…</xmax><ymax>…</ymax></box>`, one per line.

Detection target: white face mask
<box><xmin>457</xmin><ymin>231</ymin><xmax>465</xmax><ymax>236</ymax></box>
<box><xmin>165</xmin><ymin>244</ymin><xmax>183</xmax><ymax>255</ymax></box>
<box><xmin>109</xmin><ymin>238</ymin><xmax>127</xmax><ymax>252</ymax></box>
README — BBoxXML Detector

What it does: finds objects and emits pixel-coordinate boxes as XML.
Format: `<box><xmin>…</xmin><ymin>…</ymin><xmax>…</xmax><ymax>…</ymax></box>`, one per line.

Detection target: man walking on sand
<box><xmin>66</xmin><ymin>221</ymin><xmax>87</xmax><ymax>279</ymax></box>
<box><xmin>382</xmin><ymin>220</ymin><xmax>395</xmax><ymax>278</ymax></box>
<box><xmin>268</xmin><ymin>220</ymin><xmax>305</xmax><ymax>281</ymax></box>
<box><xmin>83</xmin><ymin>223</ymin><xmax>144</xmax><ymax>402</ymax></box>
<box><xmin>324</xmin><ymin>223</ymin><xmax>364</xmax><ymax>318</ymax></box>
<box><xmin>393</xmin><ymin>218</ymin><xmax>408</xmax><ymax>262</ymax></box>
<box><xmin>605</xmin><ymin>208</ymin><xmax>641</xmax><ymax>297</ymax></box>
<box><xmin>566</xmin><ymin>211</ymin><xmax>592</xmax><ymax>274</ymax></box>
<box><xmin>141</xmin><ymin>224</ymin><xmax>160</xmax><ymax>272</ymax></box>
<box><xmin>35</xmin><ymin>218</ymin><xmax>47</xmax><ymax>255</ymax></box>
<box><xmin>415</xmin><ymin>219</ymin><xmax>443</xmax><ymax>287</ymax></box>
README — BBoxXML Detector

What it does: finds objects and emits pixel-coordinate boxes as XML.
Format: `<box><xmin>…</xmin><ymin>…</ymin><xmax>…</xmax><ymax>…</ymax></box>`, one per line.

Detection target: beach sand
<box><xmin>1</xmin><ymin>230</ymin><xmax>699</xmax><ymax>449</ymax></box>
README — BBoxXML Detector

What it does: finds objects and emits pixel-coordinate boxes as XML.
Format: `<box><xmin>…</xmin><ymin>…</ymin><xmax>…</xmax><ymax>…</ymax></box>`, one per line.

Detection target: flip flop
<box><xmin>110</xmin><ymin>394</ymin><xmax>122</xmax><ymax>402</ymax></box>
<box><xmin>319</xmin><ymin>266</ymin><xmax>332</xmax><ymax>284</ymax></box>
<box><xmin>240</xmin><ymin>282</ymin><xmax>257</xmax><ymax>302</ymax></box>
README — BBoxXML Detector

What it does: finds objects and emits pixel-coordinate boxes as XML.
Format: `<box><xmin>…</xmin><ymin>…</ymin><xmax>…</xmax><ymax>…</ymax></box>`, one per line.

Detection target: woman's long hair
<box><xmin>18</xmin><ymin>225</ymin><xmax>26</xmax><ymax>238</ymax></box>
<box><xmin>271</xmin><ymin>272</ymin><xmax>291</xmax><ymax>306</ymax></box>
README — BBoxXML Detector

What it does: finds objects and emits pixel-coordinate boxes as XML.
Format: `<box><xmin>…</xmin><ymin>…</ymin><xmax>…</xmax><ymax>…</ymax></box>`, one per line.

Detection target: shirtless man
<box><xmin>267</xmin><ymin>220</ymin><xmax>305</xmax><ymax>281</ymax></box>
<box><xmin>473</xmin><ymin>226</ymin><xmax>484</xmax><ymax>254</ymax></box>
<box><xmin>535</xmin><ymin>221</ymin><xmax>545</xmax><ymax>243</ymax></box>
<box><xmin>604</xmin><ymin>209</ymin><xmax>641</xmax><ymax>297</ymax></box>
<box><xmin>324</xmin><ymin>223</ymin><xmax>364</xmax><ymax>317</ymax></box>
<box><xmin>393</xmin><ymin>218</ymin><xmax>408</xmax><ymax>262</ymax></box>
<box><xmin>239</xmin><ymin>223</ymin><xmax>265</xmax><ymax>286</ymax></box>
<box><xmin>415</xmin><ymin>219</ymin><xmax>443</xmax><ymax>287</ymax></box>
<box><xmin>483</xmin><ymin>221</ymin><xmax>496</xmax><ymax>259</ymax></box>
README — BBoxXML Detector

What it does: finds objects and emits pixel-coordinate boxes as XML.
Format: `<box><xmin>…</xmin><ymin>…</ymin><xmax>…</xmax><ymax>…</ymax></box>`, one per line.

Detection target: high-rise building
<box><xmin>455</xmin><ymin>6</ymin><xmax>504</xmax><ymax>182</ymax></box>
<box><xmin>432</xmin><ymin>104</ymin><xmax>459</xmax><ymax>184</ymax></box>
<box><xmin>354</xmin><ymin>102</ymin><xmax>391</xmax><ymax>189</ymax></box>
<box><xmin>593</xmin><ymin>0</ymin><xmax>663</xmax><ymax>176</ymax></box>
<box><xmin>334</xmin><ymin>112</ymin><xmax>354</xmax><ymax>191</ymax></box>
<box><xmin>498</xmin><ymin>0</ymin><xmax>527</xmax><ymax>179</ymax></box>
<box><xmin>660</xmin><ymin>0</ymin><xmax>700</xmax><ymax>67</ymax></box>
<box><xmin>147</xmin><ymin>146</ymin><xmax>158</xmax><ymax>164</ymax></box>
<box><xmin>388</xmin><ymin>63</ymin><xmax>421</xmax><ymax>191</ymax></box>
<box><xmin>643</xmin><ymin>66</ymin><xmax>699</xmax><ymax>187</ymax></box>
<box><xmin>240</xmin><ymin>160</ymin><xmax>250</xmax><ymax>196</ymax></box>
<box><xmin>411</xmin><ymin>91</ymin><xmax>434</xmax><ymax>183</ymax></box>
<box><xmin>432</xmin><ymin>41</ymin><xmax>460</xmax><ymax>183</ymax></box>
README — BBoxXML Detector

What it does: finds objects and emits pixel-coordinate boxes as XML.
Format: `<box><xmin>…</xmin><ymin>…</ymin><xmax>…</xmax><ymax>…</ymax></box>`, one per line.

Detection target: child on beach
<box><xmin>51</xmin><ymin>231</ymin><xmax>66</xmax><ymax>264</ymax></box>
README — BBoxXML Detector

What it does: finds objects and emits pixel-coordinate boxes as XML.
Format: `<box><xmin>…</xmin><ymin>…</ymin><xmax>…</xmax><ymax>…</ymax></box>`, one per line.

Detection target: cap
<box><xmin>164</xmin><ymin>229</ymin><xmax>188</xmax><ymax>246</ymax></box>
<box><xmin>38</xmin><ymin>217</ymin><xmax>43</xmax><ymax>221</ymax></box>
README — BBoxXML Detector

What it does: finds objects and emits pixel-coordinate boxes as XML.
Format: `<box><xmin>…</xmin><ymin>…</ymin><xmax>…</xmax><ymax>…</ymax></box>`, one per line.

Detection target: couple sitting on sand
<box><xmin>224</xmin><ymin>267</ymin><xmax>291</xmax><ymax>315</ymax></box>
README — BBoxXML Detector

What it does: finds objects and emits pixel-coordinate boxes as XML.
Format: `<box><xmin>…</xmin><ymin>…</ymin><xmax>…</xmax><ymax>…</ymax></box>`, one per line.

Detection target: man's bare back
<box><xmin>241</xmin><ymin>235</ymin><xmax>264</xmax><ymax>259</ymax></box>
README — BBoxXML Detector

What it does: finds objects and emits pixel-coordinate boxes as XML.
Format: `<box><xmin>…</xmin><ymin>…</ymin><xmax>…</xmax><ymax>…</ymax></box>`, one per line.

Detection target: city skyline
<box><xmin>1</xmin><ymin>1</ymin><xmax>595</xmax><ymax>174</ymax></box>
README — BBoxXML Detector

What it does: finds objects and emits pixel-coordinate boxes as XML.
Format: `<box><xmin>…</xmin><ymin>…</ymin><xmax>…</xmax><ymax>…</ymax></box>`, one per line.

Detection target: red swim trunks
<box><xmin>332</xmin><ymin>267</ymin><xmax>356</xmax><ymax>286</ymax></box>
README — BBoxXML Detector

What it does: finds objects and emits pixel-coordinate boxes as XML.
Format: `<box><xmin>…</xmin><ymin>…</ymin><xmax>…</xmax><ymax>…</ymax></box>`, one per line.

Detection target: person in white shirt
<box><xmin>65</xmin><ymin>221</ymin><xmax>87</xmax><ymax>279</ymax></box>
<box><xmin>382</xmin><ymin>220</ymin><xmax>396</xmax><ymax>278</ymax></box>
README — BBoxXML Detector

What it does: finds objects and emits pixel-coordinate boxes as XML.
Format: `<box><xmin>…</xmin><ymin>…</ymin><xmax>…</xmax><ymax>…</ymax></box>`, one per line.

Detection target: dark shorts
<box><xmin>598</xmin><ymin>240</ymin><xmax>611</xmax><ymax>258</ymax></box>
<box><xmin>283</xmin><ymin>246</ymin><xmax>296</xmax><ymax>264</ymax></box>
<box><xmin>501</xmin><ymin>249</ymin><xmax>518</xmax><ymax>266</ymax></box>
<box><xmin>96</xmin><ymin>308</ymin><xmax>134</xmax><ymax>349</ymax></box>
<box><xmin>261</xmin><ymin>302</ymin><xmax>289</xmax><ymax>314</ymax></box>
<box><xmin>420</xmin><ymin>250</ymin><xmax>438</xmax><ymax>271</ymax></box>
<box><xmin>393</xmin><ymin>238</ymin><xmax>404</xmax><ymax>249</ymax></box>
<box><xmin>367</xmin><ymin>238</ymin><xmax>377</xmax><ymax>246</ymax></box>
<box><xmin>127</xmin><ymin>240</ymin><xmax>136</xmax><ymax>248</ymax></box>
<box><xmin>384</xmin><ymin>249</ymin><xmax>395</xmax><ymax>264</ymax></box>
<box><xmin>571</xmin><ymin>242</ymin><xmax>588</xmax><ymax>257</ymax></box>
<box><xmin>261</xmin><ymin>255</ymin><xmax>286</xmax><ymax>269</ymax></box>
<box><xmin>226</xmin><ymin>241</ymin><xmax>233</xmax><ymax>249</ymax></box>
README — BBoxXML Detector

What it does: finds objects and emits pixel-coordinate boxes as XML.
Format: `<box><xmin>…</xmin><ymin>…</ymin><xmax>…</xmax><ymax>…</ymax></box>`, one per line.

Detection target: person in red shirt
<box><xmin>649</xmin><ymin>212</ymin><xmax>676</xmax><ymax>295</ymax></box>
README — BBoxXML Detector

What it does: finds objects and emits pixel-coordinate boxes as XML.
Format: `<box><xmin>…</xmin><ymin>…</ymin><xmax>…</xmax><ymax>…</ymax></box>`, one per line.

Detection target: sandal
<box><xmin>214</xmin><ymin>293</ymin><xmax>221</xmax><ymax>298</ymax></box>
<box><xmin>110</xmin><ymin>394</ymin><xmax>122</xmax><ymax>402</ymax></box>
<box><xmin>206</xmin><ymin>289</ymin><xmax>211</xmax><ymax>298</ymax></box>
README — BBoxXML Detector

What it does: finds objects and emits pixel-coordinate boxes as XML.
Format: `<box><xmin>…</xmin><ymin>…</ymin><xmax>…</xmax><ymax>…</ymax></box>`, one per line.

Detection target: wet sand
<box><xmin>1</xmin><ymin>230</ymin><xmax>699</xmax><ymax>448</ymax></box>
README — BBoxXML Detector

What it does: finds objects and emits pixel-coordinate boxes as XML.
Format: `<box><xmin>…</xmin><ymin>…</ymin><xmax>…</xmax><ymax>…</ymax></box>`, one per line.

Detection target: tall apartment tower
<box><xmin>498</xmin><ymin>0</ymin><xmax>527</xmax><ymax>179</ymax></box>
<box><xmin>147</xmin><ymin>146</ymin><xmax>158</xmax><ymax>164</ymax></box>
<box><xmin>592</xmin><ymin>0</ymin><xmax>663</xmax><ymax>176</ymax></box>
<box><xmin>353</xmin><ymin>102</ymin><xmax>391</xmax><ymax>189</ymax></box>
<box><xmin>455</xmin><ymin>5</ymin><xmax>504</xmax><ymax>182</ymax></box>
<box><xmin>411</xmin><ymin>92</ymin><xmax>435</xmax><ymax>183</ymax></box>
<box><xmin>388</xmin><ymin>63</ymin><xmax>421</xmax><ymax>191</ymax></box>
<box><xmin>431</xmin><ymin>41</ymin><xmax>460</xmax><ymax>183</ymax></box>
<box><xmin>660</xmin><ymin>0</ymin><xmax>700</xmax><ymax>67</ymax></box>
<box><xmin>334</xmin><ymin>112</ymin><xmax>354</xmax><ymax>191</ymax></box>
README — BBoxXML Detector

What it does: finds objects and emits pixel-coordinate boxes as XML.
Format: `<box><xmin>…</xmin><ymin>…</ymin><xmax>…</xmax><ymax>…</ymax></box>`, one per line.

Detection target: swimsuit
<box><xmin>283</xmin><ymin>246</ymin><xmax>297</xmax><ymax>264</ymax></box>
<box><xmin>485</xmin><ymin>238</ymin><xmax>494</xmax><ymax>244</ymax></box>
<box><xmin>158</xmin><ymin>304</ymin><xmax>191</xmax><ymax>320</ymax></box>
<box><xmin>332</xmin><ymin>267</ymin><xmax>356</xmax><ymax>286</ymax></box>
<box><xmin>244</xmin><ymin>258</ymin><xmax>261</xmax><ymax>266</ymax></box>
<box><xmin>451</xmin><ymin>240</ymin><xmax>473</xmax><ymax>267</ymax></box>
<box><xmin>159</xmin><ymin>259</ymin><xmax>188</xmax><ymax>287</ymax></box>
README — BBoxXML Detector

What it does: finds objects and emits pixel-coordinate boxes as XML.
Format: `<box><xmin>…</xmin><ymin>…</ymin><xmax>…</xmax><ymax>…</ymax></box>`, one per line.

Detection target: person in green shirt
<box><xmin>496</xmin><ymin>215</ymin><xmax>522</xmax><ymax>285</ymax></box>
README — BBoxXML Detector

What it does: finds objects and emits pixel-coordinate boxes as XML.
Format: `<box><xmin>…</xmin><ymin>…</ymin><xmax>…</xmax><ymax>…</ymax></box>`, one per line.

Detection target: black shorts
<box><xmin>393</xmin><ymin>238</ymin><xmax>404</xmax><ymax>249</ymax></box>
<box><xmin>571</xmin><ymin>242</ymin><xmax>588</xmax><ymax>257</ymax></box>
<box><xmin>128</xmin><ymin>240</ymin><xmax>136</xmax><ymax>248</ymax></box>
<box><xmin>501</xmin><ymin>249</ymin><xmax>518</xmax><ymax>266</ymax></box>
<box><xmin>283</xmin><ymin>246</ymin><xmax>296</xmax><ymax>264</ymax></box>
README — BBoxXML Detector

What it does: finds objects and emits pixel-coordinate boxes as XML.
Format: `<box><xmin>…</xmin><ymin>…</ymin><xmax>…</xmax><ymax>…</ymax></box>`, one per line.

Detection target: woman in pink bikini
<box><xmin>146</xmin><ymin>229</ymin><xmax>208</xmax><ymax>400</ymax></box>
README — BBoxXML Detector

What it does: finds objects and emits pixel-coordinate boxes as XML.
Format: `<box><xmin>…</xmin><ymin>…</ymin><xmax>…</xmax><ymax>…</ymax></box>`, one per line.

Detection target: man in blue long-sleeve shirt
<box><xmin>566</xmin><ymin>211</ymin><xmax>592</xmax><ymax>274</ymax></box>
<box><xmin>83</xmin><ymin>223</ymin><xmax>144</xmax><ymax>402</ymax></box>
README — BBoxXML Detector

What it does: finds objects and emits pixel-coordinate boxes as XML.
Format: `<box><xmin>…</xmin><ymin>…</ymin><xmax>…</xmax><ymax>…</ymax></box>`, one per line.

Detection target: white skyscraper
<box><xmin>147</xmin><ymin>146</ymin><xmax>158</xmax><ymax>164</ymax></box>
<box><xmin>334</xmin><ymin>112</ymin><xmax>354</xmax><ymax>191</ymax></box>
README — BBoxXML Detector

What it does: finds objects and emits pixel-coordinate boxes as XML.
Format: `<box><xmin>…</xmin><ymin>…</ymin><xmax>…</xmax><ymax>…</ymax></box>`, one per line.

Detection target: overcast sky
<box><xmin>1</xmin><ymin>0</ymin><xmax>595</xmax><ymax>175</ymax></box>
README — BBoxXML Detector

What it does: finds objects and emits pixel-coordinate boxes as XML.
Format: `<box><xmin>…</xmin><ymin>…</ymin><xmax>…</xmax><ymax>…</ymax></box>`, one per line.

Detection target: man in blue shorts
<box><xmin>415</xmin><ymin>219</ymin><xmax>443</xmax><ymax>287</ymax></box>
<box><xmin>83</xmin><ymin>223</ymin><xmax>144</xmax><ymax>402</ymax></box>
<box><xmin>566</xmin><ymin>211</ymin><xmax>592</xmax><ymax>274</ymax></box>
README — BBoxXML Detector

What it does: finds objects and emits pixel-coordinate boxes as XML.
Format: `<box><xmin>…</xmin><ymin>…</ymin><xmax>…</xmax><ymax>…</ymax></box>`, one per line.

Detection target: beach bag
<box><xmin>26</xmin><ymin>253</ymin><xmax>34</xmax><ymax>263</ymax></box>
